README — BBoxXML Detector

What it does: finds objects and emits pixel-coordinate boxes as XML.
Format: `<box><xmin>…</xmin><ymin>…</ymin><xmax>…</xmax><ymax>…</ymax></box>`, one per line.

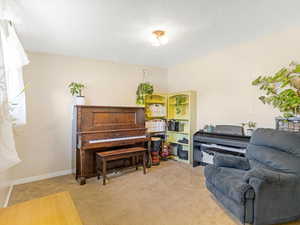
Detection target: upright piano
<box><xmin>74</xmin><ymin>106</ymin><xmax>150</xmax><ymax>185</ymax></box>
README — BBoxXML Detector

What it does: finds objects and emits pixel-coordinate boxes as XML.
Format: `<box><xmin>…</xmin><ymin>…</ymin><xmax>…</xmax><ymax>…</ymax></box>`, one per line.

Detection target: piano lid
<box><xmin>194</xmin><ymin>130</ymin><xmax>250</xmax><ymax>143</ymax></box>
<box><xmin>214</xmin><ymin>125</ymin><xmax>244</xmax><ymax>136</ymax></box>
<box><xmin>194</xmin><ymin>125</ymin><xmax>251</xmax><ymax>143</ymax></box>
<box><xmin>76</xmin><ymin>106</ymin><xmax>146</xmax><ymax>133</ymax></box>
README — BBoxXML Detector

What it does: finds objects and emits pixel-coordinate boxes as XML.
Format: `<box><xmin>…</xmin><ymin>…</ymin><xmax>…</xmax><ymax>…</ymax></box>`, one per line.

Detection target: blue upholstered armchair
<box><xmin>204</xmin><ymin>128</ymin><xmax>300</xmax><ymax>225</ymax></box>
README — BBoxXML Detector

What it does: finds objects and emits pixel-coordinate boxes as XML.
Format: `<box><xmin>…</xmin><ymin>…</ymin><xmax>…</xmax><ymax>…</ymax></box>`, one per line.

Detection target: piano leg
<box><xmin>102</xmin><ymin>158</ymin><xmax>107</xmax><ymax>185</ymax></box>
<box><xmin>78</xmin><ymin>149</ymin><xmax>87</xmax><ymax>185</ymax></box>
<box><xmin>96</xmin><ymin>155</ymin><xmax>101</xmax><ymax>180</ymax></box>
<box><xmin>143</xmin><ymin>152</ymin><xmax>146</xmax><ymax>174</ymax></box>
<box><xmin>78</xmin><ymin>177</ymin><xmax>86</xmax><ymax>185</ymax></box>
<box><xmin>146</xmin><ymin>139</ymin><xmax>152</xmax><ymax>168</ymax></box>
<box><xmin>135</xmin><ymin>156</ymin><xmax>138</xmax><ymax>170</ymax></box>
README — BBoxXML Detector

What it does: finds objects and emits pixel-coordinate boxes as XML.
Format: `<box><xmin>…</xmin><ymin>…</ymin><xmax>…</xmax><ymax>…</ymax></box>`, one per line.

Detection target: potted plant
<box><xmin>246</xmin><ymin>121</ymin><xmax>256</xmax><ymax>136</ymax></box>
<box><xmin>241</xmin><ymin>121</ymin><xmax>256</xmax><ymax>136</ymax></box>
<box><xmin>175</xmin><ymin>95</ymin><xmax>187</xmax><ymax>114</ymax></box>
<box><xmin>68</xmin><ymin>82</ymin><xmax>86</xmax><ymax>105</ymax></box>
<box><xmin>252</xmin><ymin>61</ymin><xmax>300</xmax><ymax>118</ymax></box>
<box><xmin>136</xmin><ymin>82</ymin><xmax>154</xmax><ymax>105</ymax></box>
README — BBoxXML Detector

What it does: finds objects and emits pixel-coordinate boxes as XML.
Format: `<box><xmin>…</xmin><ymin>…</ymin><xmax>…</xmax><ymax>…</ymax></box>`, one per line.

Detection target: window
<box><xmin>1</xmin><ymin>22</ymin><xmax>28</xmax><ymax>125</ymax></box>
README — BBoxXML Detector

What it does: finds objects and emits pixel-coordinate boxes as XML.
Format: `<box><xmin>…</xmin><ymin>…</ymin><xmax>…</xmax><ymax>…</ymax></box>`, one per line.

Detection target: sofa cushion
<box><xmin>214</xmin><ymin>153</ymin><xmax>250</xmax><ymax>170</ymax></box>
<box><xmin>250</xmin><ymin>129</ymin><xmax>300</xmax><ymax>157</ymax></box>
<box><xmin>204</xmin><ymin>165</ymin><xmax>255</xmax><ymax>204</ymax></box>
<box><xmin>247</xmin><ymin>144</ymin><xmax>300</xmax><ymax>174</ymax></box>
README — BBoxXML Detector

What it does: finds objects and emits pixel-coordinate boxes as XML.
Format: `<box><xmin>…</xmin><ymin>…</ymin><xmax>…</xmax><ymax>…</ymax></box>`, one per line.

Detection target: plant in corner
<box><xmin>252</xmin><ymin>61</ymin><xmax>300</xmax><ymax>118</ymax></box>
<box><xmin>136</xmin><ymin>82</ymin><xmax>154</xmax><ymax>105</ymax></box>
<box><xmin>68</xmin><ymin>82</ymin><xmax>86</xmax><ymax>105</ymax></box>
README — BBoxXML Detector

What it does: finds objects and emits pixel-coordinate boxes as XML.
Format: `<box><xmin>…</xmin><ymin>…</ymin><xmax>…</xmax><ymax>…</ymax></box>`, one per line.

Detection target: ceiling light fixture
<box><xmin>150</xmin><ymin>30</ymin><xmax>168</xmax><ymax>47</ymax></box>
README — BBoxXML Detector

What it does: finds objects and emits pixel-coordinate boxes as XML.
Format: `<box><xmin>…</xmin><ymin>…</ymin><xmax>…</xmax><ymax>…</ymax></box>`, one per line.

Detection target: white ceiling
<box><xmin>15</xmin><ymin>0</ymin><xmax>300</xmax><ymax>68</ymax></box>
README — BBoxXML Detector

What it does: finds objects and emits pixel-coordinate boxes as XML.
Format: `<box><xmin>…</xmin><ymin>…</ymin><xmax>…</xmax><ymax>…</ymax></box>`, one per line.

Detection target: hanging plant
<box><xmin>136</xmin><ymin>82</ymin><xmax>154</xmax><ymax>105</ymax></box>
<box><xmin>252</xmin><ymin>61</ymin><xmax>300</xmax><ymax>118</ymax></box>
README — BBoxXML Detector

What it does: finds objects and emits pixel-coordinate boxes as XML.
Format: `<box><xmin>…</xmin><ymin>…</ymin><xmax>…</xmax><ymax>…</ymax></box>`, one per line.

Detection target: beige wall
<box><xmin>167</xmin><ymin>27</ymin><xmax>300</xmax><ymax>130</ymax></box>
<box><xmin>11</xmin><ymin>52</ymin><xmax>168</xmax><ymax>180</ymax></box>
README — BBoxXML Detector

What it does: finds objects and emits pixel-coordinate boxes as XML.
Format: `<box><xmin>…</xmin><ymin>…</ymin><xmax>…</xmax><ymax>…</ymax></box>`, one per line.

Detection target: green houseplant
<box><xmin>246</xmin><ymin>121</ymin><xmax>256</xmax><ymax>136</ymax></box>
<box><xmin>175</xmin><ymin>95</ymin><xmax>187</xmax><ymax>114</ymax></box>
<box><xmin>241</xmin><ymin>121</ymin><xmax>257</xmax><ymax>136</ymax></box>
<box><xmin>252</xmin><ymin>61</ymin><xmax>300</xmax><ymax>118</ymax></box>
<box><xmin>68</xmin><ymin>82</ymin><xmax>86</xmax><ymax>105</ymax></box>
<box><xmin>136</xmin><ymin>82</ymin><xmax>154</xmax><ymax>105</ymax></box>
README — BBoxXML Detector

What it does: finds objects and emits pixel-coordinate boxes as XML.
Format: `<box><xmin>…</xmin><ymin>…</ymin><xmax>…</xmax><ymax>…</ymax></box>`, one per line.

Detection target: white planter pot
<box><xmin>74</xmin><ymin>96</ymin><xmax>85</xmax><ymax>105</ymax></box>
<box><xmin>246</xmin><ymin>129</ymin><xmax>254</xmax><ymax>136</ymax></box>
<box><xmin>295</xmin><ymin>114</ymin><xmax>300</xmax><ymax>119</ymax></box>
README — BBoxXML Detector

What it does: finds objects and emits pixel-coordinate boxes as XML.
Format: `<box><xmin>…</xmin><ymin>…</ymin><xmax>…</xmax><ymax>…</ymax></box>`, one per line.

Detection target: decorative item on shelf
<box><xmin>178</xmin><ymin>137</ymin><xmax>189</xmax><ymax>144</ymax></box>
<box><xmin>175</xmin><ymin>95</ymin><xmax>187</xmax><ymax>114</ymax></box>
<box><xmin>168</xmin><ymin>120</ymin><xmax>176</xmax><ymax>131</ymax></box>
<box><xmin>160</xmin><ymin>143</ymin><xmax>169</xmax><ymax>161</ymax></box>
<box><xmin>242</xmin><ymin>121</ymin><xmax>256</xmax><ymax>136</ymax></box>
<box><xmin>144</xmin><ymin>93</ymin><xmax>167</xmax><ymax>123</ymax></box>
<box><xmin>252</xmin><ymin>61</ymin><xmax>300</xmax><ymax>119</ymax></box>
<box><xmin>169</xmin><ymin>143</ymin><xmax>178</xmax><ymax>156</ymax></box>
<box><xmin>68</xmin><ymin>82</ymin><xmax>86</xmax><ymax>105</ymax></box>
<box><xmin>151</xmin><ymin>137</ymin><xmax>162</xmax><ymax>166</ymax></box>
<box><xmin>203</xmin><ymin>124</ymin><xmax>215</xmax><ymax>133</ymax></box>
<box><xmin>177</xmin><ymin>145</ymin><xmax>188</xmax><ymax>160</ymax></box>
<box><xmin>168</xmin><ymin>120</ymin><xmax>184</xmax><ymax>132</ymax></box>
<box><xmin>148</xmin><ymin>104</ymin><xmax>166</xmax><ymax>117</ymax></box>
<box><xmin>146</xmin><ymin>119</ymin><xmax>166</xmax><ymax>133</ymax></box>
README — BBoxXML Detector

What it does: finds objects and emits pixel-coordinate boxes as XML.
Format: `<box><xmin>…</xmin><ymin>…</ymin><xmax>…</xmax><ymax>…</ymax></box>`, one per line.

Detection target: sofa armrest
<box><xmin>243</xmin><ymin>167</ymin><xmax>296</xmax><ymax>184</ymax></box>
<box><xmin>213</xmin><ymin>153</ymin><xmax>250</xmax><ymax>170</ymax></box>
<box><xmin>244</xmin><ymin>167</ymin><xmax>299</xmax><ymax>225</ymax></box>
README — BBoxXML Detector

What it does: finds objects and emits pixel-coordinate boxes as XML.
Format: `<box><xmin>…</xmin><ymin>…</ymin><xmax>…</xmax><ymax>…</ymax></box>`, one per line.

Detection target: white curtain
<box><xmin>0</xmin><ymin>0</ymin><xmax>28</xmax><ymax>171</ymax></box>
<box><xmin>1</xmin><ymin>23</ymin><xmax>28</xmax><ymax>125</ymax></box>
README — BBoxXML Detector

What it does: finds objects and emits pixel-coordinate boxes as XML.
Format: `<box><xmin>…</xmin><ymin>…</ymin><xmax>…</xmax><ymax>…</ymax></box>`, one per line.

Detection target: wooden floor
<box><xmin>1</xmin><ymin>192</ymin><xmax>83</xmax><ymax>225</ymax></box>
<box><xmin>9</xmin><ymin>161</ymin><xmax>300</xmax><ymax>225</ymax></box>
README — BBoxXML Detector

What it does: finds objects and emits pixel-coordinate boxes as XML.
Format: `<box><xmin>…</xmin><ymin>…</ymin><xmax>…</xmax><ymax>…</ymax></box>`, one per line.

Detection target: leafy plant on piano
<box><xmin>68</xmin><ymin>82</ymin><xmax>85</xmax><ymax>97</ymax></box>
<box><xmin>136</xmin><ymin>82</ymin><xmax>154</xmax><ymax>105</ymax></box>
<box><xmin>252</xmin><ymin>61</ymin><xmax>300</xmax><ymax>118</ymax></box>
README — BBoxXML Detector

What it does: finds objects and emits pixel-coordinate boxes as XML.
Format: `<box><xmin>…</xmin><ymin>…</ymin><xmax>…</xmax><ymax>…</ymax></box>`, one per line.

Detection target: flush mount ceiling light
<box><xmin>150</xmin><ymin>30</ymin><xmax>168</xmax><ymax>47</ymax></box>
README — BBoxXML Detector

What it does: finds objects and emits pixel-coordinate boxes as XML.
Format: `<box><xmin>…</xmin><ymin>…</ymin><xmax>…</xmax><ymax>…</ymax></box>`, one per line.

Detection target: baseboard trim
<box><xmin>3</xmin><ymin>185</ymin><xmax>14</xmax><ymax>208</ymax></box>
<box><xmin>13</xmin><ymin>169</ymin><xmax>73</xmax><ymax>186</ymax></box>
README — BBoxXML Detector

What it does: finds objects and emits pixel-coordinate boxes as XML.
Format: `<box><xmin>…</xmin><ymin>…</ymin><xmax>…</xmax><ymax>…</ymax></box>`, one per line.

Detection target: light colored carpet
<box><xmin>9</xmin><ymin>161</ymin><xmax>299</xmax><ymax>225</ymax></box>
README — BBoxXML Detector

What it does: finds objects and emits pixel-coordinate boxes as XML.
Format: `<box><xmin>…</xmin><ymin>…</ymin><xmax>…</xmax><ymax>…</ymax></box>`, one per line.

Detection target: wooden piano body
<box><xmin>74</xmin><ymin>105</ymin><xmax>150</xmax><ymax>185</ymax></box>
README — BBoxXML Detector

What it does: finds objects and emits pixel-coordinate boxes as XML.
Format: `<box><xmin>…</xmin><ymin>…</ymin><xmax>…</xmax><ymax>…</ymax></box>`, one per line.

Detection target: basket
<box><xmin>275</xmin><ymin>117</ymin><xmax>300</xmax><ymax>132</ymax></box>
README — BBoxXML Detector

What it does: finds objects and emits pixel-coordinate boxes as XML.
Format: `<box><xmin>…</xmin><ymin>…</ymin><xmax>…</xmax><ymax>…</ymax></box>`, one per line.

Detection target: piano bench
<box><xmin>96</xmin><ymin>147</ymin><xmax>147</xmax><ymax>185</ymax></box>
